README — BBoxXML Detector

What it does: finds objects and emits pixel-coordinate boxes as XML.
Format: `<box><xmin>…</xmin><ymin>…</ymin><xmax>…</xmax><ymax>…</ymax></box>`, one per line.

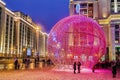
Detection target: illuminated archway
<box><xmin>48</xmin><ymin>15</ymin><xmax>106</xmax><ymax>69</ymax></box>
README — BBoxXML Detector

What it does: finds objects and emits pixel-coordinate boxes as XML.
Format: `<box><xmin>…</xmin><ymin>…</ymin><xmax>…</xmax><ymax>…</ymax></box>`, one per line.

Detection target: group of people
<box><xmin>14</xmin><ymin>57</ymin><xmax>118</xmax><ymax>78</ymax></box>
<box><xmin>73</xmin><ymin>60</ymin><xmax>118</xmax><ymax>78</ymax></box>
<box><xmin>14</xmin><ymin>57</ymin><xmax>31</xmax><ymax>70</ymax></box>
<box><xmin>73</xmin><ymin>61</ymin><xmax>81</xmax><ymax>74</ymax></box>
<box><xmin>22</xmin><ymin>58</ymin><xmax>31</xmax><ymax>69</ymax></box>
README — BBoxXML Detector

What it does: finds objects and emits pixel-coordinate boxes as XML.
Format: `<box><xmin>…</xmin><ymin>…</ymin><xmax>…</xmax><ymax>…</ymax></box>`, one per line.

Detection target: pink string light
<box><xmin>48</xmin><ymin>15</ymin><xmax>106</xmax><ymax>69</ymax></box>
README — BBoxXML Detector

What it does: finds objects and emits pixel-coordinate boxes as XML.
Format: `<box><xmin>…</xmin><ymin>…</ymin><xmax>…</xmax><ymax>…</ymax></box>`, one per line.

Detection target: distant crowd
<box><xmin>93</xmin><ymin>60</ymin><xmax>120</xmax><ymax>69</ymax></box>
<box><xmin>72</xmin><ymin>60</ymin><xmax>120</xmax><ymax>78</ymax></box>
<box><xmin>14</xmin><ymin>57</ymin><xmax>31</xmax><ymax>70</ymax></box>
<box><xmin>14</xmin><ymin>57</ymin><xmax>120</xmax><ymax>78</ymax></box>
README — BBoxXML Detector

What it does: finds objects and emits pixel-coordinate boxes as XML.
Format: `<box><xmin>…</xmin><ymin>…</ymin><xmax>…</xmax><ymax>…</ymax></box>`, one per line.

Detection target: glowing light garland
<box><xmin>48</xmin><ymin>15</ymin><xmax>106</xmax><ymax>69</ymax></box>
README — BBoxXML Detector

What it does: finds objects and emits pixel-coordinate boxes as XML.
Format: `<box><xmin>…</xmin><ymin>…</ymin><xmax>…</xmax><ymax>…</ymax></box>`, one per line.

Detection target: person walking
<box><xmin>112</xmin><ymin>62</ymin><xmax>117</xmax><ymax>78</ymax></box>
<box><xmin>73</xmin><ymin>62</ymin><xmax>77</xmax><ymax>74</ymax></box>
<box><xmin>26</xmin><ymin>58</ymin><xmax>30</xmax><ymax>69</ymax></box>
<box><xmin>77</xmin><ymin>61</ymin><xmax>81</xmax><ymax>73</ymax></box>
<box><xmin>34</xmin><ymin>58</ymin><xmax>37</xmax><ymax>68</ymax></box>
<box><xmin>14</xmin><ymin>57</ymin><xmax>18</xmax><ymax>70</ymax></box>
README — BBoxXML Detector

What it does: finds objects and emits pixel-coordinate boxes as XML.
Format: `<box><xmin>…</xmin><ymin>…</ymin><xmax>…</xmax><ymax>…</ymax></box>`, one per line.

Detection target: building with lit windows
<box><xmin>14</xmin><ymin>11</ymin><xmax>38</xmax><ymax>58</ymax></box>
<box><xmin>36</xmin><ymin>30</ymin><xmax>48</xmax><ymax>58</ymax></box>
<box><xmin>69</xmin><ymin>0</ymin><xmax>120</xmax><ymax>61</ymax></box>
<box><xmin>0</xmin><ymin>0</ymin><xmax>48</xmax><ymax>59</ymax></box>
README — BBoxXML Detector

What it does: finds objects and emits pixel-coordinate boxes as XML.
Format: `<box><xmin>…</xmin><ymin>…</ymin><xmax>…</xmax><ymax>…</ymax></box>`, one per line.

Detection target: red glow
<box><xmin>48</xmin><ymin>15</ymin><xmax>106</xmax><ymax>69</ymax></box>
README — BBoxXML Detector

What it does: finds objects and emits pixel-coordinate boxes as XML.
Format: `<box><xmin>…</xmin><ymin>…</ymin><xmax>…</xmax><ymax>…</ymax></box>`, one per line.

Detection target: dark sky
<box><xmin>3</xmin><ymin>0</ymin><xmax>69</xmax><ymax>33</ymax></box>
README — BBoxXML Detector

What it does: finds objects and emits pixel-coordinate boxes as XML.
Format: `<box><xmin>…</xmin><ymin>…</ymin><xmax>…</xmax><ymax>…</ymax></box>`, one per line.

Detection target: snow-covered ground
<box><xmin>0</xmin><ymin>68</ymin><xmax>120</xmax><ymax>80</ymax></box>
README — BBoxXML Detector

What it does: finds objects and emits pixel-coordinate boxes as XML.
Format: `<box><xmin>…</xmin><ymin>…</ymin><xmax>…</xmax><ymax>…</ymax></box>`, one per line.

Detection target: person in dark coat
<box><xmin>34</xmin><ymin>58</ymin><xmax>37</xmax><ymax>68</ymax></box>
<box><xmin>26</xmin><ymin>58</ymin><xmax>30</xmax><ymax>69</ymax></box>
<box><xmin>14</xmin><ymin>57</ymin><xmax>18</xmax><ymax>70</ymax></box>
<box><xmin>112</xmin><ymin>63</ymin><xmax>117</xmax><ymax>78</ymax></box>
<box><xmin>77</xmin><ymin>61</ymin><xmax>81</xmax><ymax>73</ymax></box>
<box><xmin>92</xmin><ymin>66</ymin><xmax>95</xmax><ymax>72</ymax></box>
<box><xmin>73</xmin><ymin>62</ymin><xmax>77</xmax><ymax>74</ymax></box>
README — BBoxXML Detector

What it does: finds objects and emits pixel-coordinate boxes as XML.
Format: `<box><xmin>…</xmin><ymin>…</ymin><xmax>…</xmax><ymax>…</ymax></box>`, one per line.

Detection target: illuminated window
<box><xmin>115</xmin><ymin>47</ymin><xmax>120</xmax><ymax>54</ymax></box>
<box><xmin>115</xmin><ymin>31</ymin><xmax>119</xmax><ymax>42</ymax></box>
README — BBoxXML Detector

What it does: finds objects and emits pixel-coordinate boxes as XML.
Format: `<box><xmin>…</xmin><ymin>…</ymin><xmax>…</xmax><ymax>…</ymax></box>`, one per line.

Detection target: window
<box><xmin>115</xmin><ymin>47</ymin><xmax>120</xmax><ymax>54</ymax></box>
<box><xmin>118</xmin><ymin>0</ymin><xmax>120</xmax><ymax>2</ymax></box>
<box><xmin>111</xmin><ymin>5</ymin><xmax>114</xmax><ymax>7</ymax></box>
<box><xmin>80</xmin><ymin>3</ymin><xmax>87</xmax><ymax>8</ymax></box>
<box><xmin>111</xmin><ymin>0</ymin><xmax>114</xmax><ymax>2</ymax></box>
<box><xmin>0</xmin><ymin>7</ymin><xmax>2</xmax><ymax>25</ymax></box>
<box><xmin>89</xmin><ymin>4</ymin><xmax>93</xmax><ymax>7</ymax></box>
<box><xmin>115</xmin><ymin>31</ymin><xmax>119</xmax><ymax>41</ymax></box>
<box><xmin>115</xmin><ymin>25</ymin><xmax>119</xmax><ymax>29</ymax></box>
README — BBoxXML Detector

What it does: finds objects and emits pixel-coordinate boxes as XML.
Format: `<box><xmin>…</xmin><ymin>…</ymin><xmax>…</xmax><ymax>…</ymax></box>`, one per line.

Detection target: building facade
<box><xmin>36</xmin><ymin>29</ymin><xmax>48</xmax><ymax>58</ymax></box>
<box><xmin>0</xmin><ymin>0</ymin><xmax>48</xmax><ymax>58</ymax></box>
<box><xmin>69</xmin><ymin>0</ymin><xmax>120</xmax><ymax>61</ymax></box>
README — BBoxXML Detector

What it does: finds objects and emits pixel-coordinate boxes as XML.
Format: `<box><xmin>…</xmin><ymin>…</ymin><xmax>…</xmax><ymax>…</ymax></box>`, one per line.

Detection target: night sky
<box><xmin>3</xmin><ymin>0</ymin><xmax>69</xmax><ymax>33</ymax></box>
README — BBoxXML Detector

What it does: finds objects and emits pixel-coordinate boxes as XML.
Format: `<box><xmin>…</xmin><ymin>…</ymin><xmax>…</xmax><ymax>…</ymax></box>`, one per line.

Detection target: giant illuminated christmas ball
<box><xmin>48</xmin><ymin>15</ymin><xmax>106</xmax><ymax>69</ymax></box>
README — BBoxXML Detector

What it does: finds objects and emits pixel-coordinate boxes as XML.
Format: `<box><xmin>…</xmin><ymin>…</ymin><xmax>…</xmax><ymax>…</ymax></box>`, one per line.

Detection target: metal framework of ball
<box><xmin>48</xmin><ymin>15</ymin><xmax>106</xmax><ymax>69</ymax></box>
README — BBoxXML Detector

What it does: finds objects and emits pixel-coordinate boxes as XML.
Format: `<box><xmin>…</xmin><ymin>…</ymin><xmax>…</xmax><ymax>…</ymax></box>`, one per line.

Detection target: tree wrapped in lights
<box><xmin>48</xmin><ymin>15</ymin><xmax>106</xmax><ymax>69</ymax></box>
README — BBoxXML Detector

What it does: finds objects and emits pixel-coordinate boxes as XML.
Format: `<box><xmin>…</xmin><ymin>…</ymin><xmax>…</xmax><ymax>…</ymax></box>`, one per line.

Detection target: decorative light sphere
<box><xmin>48</xmin><ymin>15</ymin><xmax>106</xmax><ymax>69</ymax></box>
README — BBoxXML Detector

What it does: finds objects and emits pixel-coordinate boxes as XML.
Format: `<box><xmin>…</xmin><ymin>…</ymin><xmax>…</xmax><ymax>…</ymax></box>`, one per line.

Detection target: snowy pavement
<box><xmin>0</xmin><ymin>68</ymin><xmax>120</xmax><ymax>80</ymax></box>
